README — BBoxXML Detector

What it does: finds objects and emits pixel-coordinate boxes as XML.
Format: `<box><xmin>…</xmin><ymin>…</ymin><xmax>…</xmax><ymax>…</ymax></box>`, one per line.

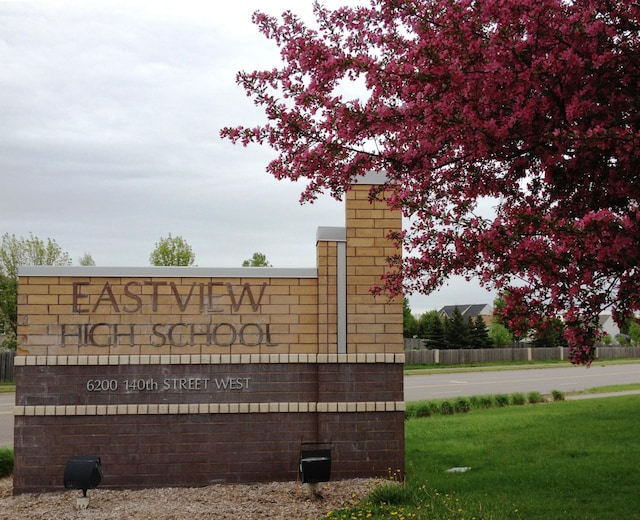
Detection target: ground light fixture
<box><xmin>63</xmin><ymin>456</ymin><xmax>103</xmax><ymax>509</ymax></box>
<box><xmin>299</xmin><ymin>442</ymin><xmax>331</xmax><ymax>497</ymax></box>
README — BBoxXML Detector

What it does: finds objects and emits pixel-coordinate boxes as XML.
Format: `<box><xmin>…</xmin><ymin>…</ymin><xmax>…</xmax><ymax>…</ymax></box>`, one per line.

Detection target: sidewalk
<box><xmin>566</xmin><ymin>389</ymin><xmax>640</xmax><ymax>400</ymax></box>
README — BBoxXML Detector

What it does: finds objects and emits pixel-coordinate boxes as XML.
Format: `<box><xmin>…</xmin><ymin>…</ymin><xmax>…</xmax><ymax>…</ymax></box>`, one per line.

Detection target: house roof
<box><xmin>439</xmin><ymin>304</ymin><xmax>493</xmax><ymax>320</ymax></box>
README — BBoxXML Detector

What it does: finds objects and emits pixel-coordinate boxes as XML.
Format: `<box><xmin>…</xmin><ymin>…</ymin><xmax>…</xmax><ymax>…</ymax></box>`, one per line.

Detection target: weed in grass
<box><xmin>510</xmin><ymin>392</ymin><xmax>526</xmax><ymax>405</ymax></box>
<box><xmin>326</xmin><ymin>481</ymin><xmax>471</xmax><ymax>520</ymax></box>
<box><xmin>367</xmin><ymin>480</ymin><xmax>413</xmax><ymax>505</ymax></box>
<box><xmin>552</xmin><ymin>390</ymin><xmax>565</xmax><ymax>401</ymax></box>
<box><xmin>527</xmin><ymin>391</ymin><xmax>544</xmax><ymax>404</ymax></box>
<box><xmin>0</xmin><ymin>446</ymin><xmax>13</xmax><ymax>478</ymax></box>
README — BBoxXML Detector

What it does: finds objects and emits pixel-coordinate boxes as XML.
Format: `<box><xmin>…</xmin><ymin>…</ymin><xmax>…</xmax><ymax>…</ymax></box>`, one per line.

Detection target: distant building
<box><xmin>599</xmin><ymin>315</ymin><xmax>623</xmax><ymax>343</ymax></box>
<box><xmin>439</xmin><ymin>304</ymin><xmax>493</xmax><ymax>325</ymax></box>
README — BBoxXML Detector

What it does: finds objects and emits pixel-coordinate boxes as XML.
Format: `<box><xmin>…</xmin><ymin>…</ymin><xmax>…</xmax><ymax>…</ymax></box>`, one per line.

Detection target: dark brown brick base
<box><xmin>14</xmin><ymin>412</ymin><xmax>404</xmax><ymax>493</ymax></box>
<box><xmin>13</xmin><ymin>363</ymin><xmax>404</xmax><ymax>494</ymax></box>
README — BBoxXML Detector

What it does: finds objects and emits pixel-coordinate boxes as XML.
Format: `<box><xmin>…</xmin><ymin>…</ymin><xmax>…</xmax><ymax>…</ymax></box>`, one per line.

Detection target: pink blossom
<box><xmin>221</xmin><ymin>0</ymin><xmax>640</xmax><ymax>365</ymax></box>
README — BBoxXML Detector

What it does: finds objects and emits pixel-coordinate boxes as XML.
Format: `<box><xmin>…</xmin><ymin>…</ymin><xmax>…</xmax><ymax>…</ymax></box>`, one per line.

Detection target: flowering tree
<box><xmin>221</xmin><ymin>0</ymin><xmax>639</xmax><ymax>365</ymax></box>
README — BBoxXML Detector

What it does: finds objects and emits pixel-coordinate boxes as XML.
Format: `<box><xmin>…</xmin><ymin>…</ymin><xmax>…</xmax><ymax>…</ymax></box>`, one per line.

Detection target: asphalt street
<box><xmin>1</xmin><ymin>363</ymin><xmax>639</xmax><ymax>446</ymax></box>
<box><xmin>404</xmin><ymin>362</ymin><xmax>640</xmax><ymax>401</ymax></box>
<box><xmin>0</xmin><ymin>392</ymin><xmax>14</xmax><ymax>447</ymax></box>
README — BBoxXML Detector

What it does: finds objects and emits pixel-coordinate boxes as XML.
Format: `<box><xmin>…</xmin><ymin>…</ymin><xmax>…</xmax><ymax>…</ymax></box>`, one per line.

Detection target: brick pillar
<box><xmin>346</xmin><ymin>174</ymin><xmax>403</xmax><ymax>354</ymax></box>
<box><xmin>317</xmin><ymin>230</ymin><xmax>339</xmax><ymax>354</ymax></box>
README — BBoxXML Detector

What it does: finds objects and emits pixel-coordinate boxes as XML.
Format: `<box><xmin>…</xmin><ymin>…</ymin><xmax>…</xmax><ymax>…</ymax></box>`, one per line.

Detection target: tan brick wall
<box><xmin>17</xmin><ymin>180</ymin><xmax>402</xmax><ymax>358</ymax></box>
<box><xmin>17</xmin><ymin>276</ymin><xmax>319</xmax><ymax>357</ymax></box>
<box><xmin>346</xmin><ymin>183</ymin><xmax>403</xmax><ymax>354</ymax></box>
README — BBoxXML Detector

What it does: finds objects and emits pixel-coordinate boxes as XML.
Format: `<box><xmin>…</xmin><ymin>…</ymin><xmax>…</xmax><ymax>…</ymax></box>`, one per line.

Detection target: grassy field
<box><xmin>0</xmin><ymin>383</ymin><xmax>14</xmax><ymax>393</ymax></box>
<box><xmin>327</xmin><ymin>395</ymin><xmax>640</xmax><ymax>519</ymax></box>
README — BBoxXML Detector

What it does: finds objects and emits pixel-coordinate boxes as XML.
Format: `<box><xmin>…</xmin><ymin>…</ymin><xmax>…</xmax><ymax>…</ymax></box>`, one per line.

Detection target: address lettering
<box><xmin>85</xmin><ymin>376</ymin><xmax>251</xmax><ymax>393</ymax></box>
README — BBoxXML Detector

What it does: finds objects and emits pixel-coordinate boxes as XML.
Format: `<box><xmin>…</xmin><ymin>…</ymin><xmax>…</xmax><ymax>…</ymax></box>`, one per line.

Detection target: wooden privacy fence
<box><xmin>0</xmin><ymin>351</ymin><xmax>14</xmax><ymax>382</ymax></box>
<box><xmin>404</xmin><ymin>342</ymin><xmax>640</xmax><ymax>365</ymax></box>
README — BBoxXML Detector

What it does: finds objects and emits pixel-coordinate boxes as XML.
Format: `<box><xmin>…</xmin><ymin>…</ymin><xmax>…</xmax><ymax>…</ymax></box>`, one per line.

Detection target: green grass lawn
<box><xmin>0</xmin><ymin>382</ymin><xmax>15</xmax><ymax>393</ymax></box>
<box><xmin>327</xmin><ymin>395</ymin><xmax>640</xmax><ymax>519</ymax></box>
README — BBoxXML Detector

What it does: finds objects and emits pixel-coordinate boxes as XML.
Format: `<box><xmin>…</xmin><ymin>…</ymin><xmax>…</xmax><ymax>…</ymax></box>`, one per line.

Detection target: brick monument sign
<box><xmin>13</xmin><ymin>174</ymin><xmax>404</xmax><ymax>493</ymax></box>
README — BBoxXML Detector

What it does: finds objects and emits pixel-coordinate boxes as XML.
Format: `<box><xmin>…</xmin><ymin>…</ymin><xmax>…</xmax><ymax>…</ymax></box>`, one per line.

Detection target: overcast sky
<box><xmin>0</xmin><ymin>0</ymin><xmax>496</xmax><ymax>315</ymax></box>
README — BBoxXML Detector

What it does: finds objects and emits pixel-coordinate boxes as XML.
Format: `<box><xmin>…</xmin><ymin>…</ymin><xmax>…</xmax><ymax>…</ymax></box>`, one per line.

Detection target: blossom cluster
<box><xmin>221</xmin><ymin>0</ymin><xmax>639</xmax><ymax>364</ymax></box>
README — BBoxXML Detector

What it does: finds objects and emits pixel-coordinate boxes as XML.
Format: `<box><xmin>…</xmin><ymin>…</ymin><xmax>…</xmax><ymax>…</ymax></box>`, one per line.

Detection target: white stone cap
<box><xmin>18</xmin><ymin>266</ymin><xmax>317</xmax><ymax>278</ymax></box>
<box><xmin>354</xmin><ymin>170</ymin><xmax>388</xmax><ymax>185</ymax></box>
<box><xmin>316</xmin><ymin>226</ymin><xmax>346</xmax><ymax>242</ymax></box>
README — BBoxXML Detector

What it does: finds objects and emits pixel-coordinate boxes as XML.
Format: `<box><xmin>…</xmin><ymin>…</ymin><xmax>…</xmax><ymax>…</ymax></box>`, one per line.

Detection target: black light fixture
<box><xmin>299</xmin><ymin>442</ymin><xmax>331</xmax><ymax>485</ymax></box>
<box><xmin>63</xmin><ymin>456</ymin><xmax>103</xmax><ymax>497</ymax></box>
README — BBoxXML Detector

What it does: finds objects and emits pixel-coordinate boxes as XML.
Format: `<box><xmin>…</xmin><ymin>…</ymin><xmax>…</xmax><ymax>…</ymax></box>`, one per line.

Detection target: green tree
<box><xmin>242</xmin><ymin>252</ymin><xmax>272</xmax><ymax>267</ymax></box>
<box><xmin>0</xmin><ymin>275</ymin><xmax>17</xmax><ymax>349</ymax></box>
<box><xmin>149</xmin><ymin>234</ymin><xmax>195</xmax><ymax>266</ymax></box>
<box><xmin>0</xmin><ymin>233</ymin><xmax>72</xmax><ymax>350</ymax></box>
<box><xmin>470</xmin><ymin>315</ymin><xmax>493</xmax><ymax>349</ymax></box>
<box><xmin>489</xmin><ymin>323</ymin><xmax>513</xmax><ymax>348</ymax></box>
<box><xmin>403</xmin><ymin>298</ymin><xmax>418</xmax><ymax>338</ymax></box>
<box><xmin>418</xmin><ymin>310</ymin><xmax>445</xmax><ymax>349</ymax></box>
<box><xmin>492</xmin><ymin>293</ymin><xmax>521</xmax><ymax>335</ymax></box>
<box><xmin>627</xmin><ymin>320</ymin><xmax>640</xmax><ymax>347</ymax></box>
<box><xmin>617</xmin><ymin>334</ymin><xmax>630</xmax><ymax>345</ymax></box>
<box><xmin>444</xmin><ymin>307</ymin><xmax>470</xmax><ymax>349</ymax></box>
<box><xmin>0</xmin><ymin>232</ymin><xmax>71</xmax><ymax>279</ymax></box>
<box><xmin>78</xmin><ymin>253</ymin><xmax>96</xmax><ymax>266</ymax></box>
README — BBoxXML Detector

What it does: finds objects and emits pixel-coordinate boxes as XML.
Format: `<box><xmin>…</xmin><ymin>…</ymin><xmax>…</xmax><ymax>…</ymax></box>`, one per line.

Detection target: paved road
<box><xmin>405</xmin><ymin>363</ymin><xmax>640</xmax><ymax>401</ymax></box>
<box><xmin>0</xmin><ymin>392</ymin><xmax>14</xmax><ymax>447</ymax></box>
<box><xmin>1</xmin><ymin>363</ymin><xmax>639</xmax><ymax>446</ymax></box>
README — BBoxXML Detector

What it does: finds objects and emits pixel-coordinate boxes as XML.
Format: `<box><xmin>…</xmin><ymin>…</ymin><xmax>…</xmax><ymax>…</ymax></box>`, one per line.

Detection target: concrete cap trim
<box><xmin>354</xmin><ymin>170</ymin><xmax>388</xmax><ymax>185</ymax></box>
<box><xmin>15</xmin><ymin>353</ymin><xmax>406</xmax><ymax>365</ymax></box>
<box><xmin>15</xmin><ymin>401</ymin><xmax>406</xmax><ymax>416</ymax></box>
<box><xmin>18</xmin><ymin>266</ymin><xmax>318</xmax><ymax>278</ymax></box>
<box><xmin>316</xmin><ymin>226</ymin><xmax>346</xmax><ymax>242</ymax></box>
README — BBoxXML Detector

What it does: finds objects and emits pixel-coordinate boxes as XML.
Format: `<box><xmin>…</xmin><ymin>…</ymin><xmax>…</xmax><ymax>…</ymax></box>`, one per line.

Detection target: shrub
<box><xmin>527</xmin><ymin>391</ymin><xmax>545</xmax><ymax>404</ymax></box>
<box><xmin>511</xmin><ymin>392</ymin><xmax>526</xmax><ymax>405</ymax></box>
<box><xmin>495</xmin><ymin>394</ymin><xmax>510</xmax><ymax>407</ymax></box>
<box><xmin>0</xmin><ymin>447</ymin><xmax>14</xmax><ymax>478</ymax></box>
<box><xmin>415</xmin><ymin>402</ymin><xmax>437</xmax><ymax>418</ymax></box>
<box><xmin>478</xmin><ymin>395</ymin><xmax>495</xmax><ymax>409</ymax></box>
<box><xmin>404</xmin><ymin>405</ymin><xmax>417</xmax><ymax>420</ymax></box>
<box><xmin>440</xmin><ymin>401</ymin><xmax>454</xmax><ymax>415</ymax></box>
<box><xmin>454</xmin><ymin>398</ymin><xmax>471</xmax><ymax>413</ymax></box>
<box><xmin>552</xmin><ymin>390</ymin><xmax>566</xmax><ymax>401</ymax></box>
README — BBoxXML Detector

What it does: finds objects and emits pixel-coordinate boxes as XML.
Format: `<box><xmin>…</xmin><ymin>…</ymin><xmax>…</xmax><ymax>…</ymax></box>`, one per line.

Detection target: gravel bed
<box><xmin>0</xmin><ymin>477</ymin><xmax>375</xmax><ymax>520</ymax></box>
